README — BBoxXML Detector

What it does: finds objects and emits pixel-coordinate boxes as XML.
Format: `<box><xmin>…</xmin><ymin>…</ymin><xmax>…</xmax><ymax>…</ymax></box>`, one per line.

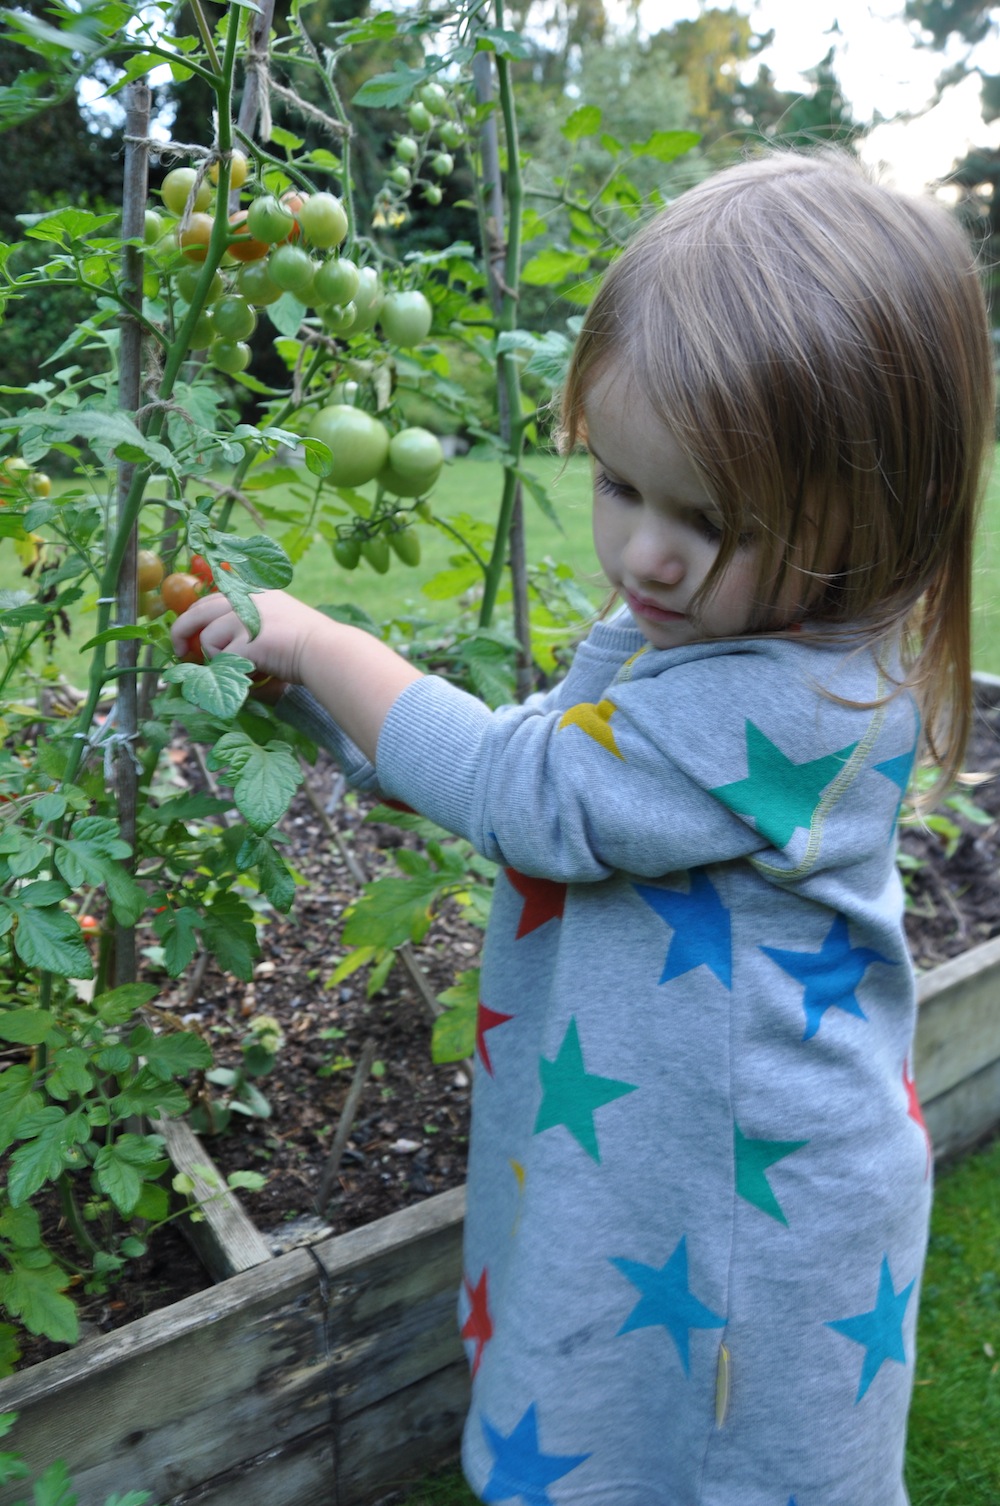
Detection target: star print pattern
<box><xmin>480</xmin><ymin>1403</ymin><xmax>590</xmax><ymax>1505</ymax></box>
<box><xmin>711</xmin><ymin>720</ymin><xmax>857</xmax><ymax>849</ymax></box>
<box><xmin>556</xmin><ymin>698</ymin><xmax>623</xmax><ymax>758</ymax></box>
<box><xmin>761</xmin><ymin>914</ymin><xmax>895</xmax><ymax>1041</ymax></box>
<box><xmin>505</xmin><ymin>867</ymin><xmax>567</xmax><ymax>938</ymax></box>
<box><xmin>611</xmin><ymin>1235</ymin><xmax>727</xmax><ymax>1374</ymax></box>
<box><xmin>462</xmin><ymin>1268</ymin><xmax>493</xmax><ymax>1376</ymax></box>
<box><xmin>903</xmin><ymin>1057</ymin><xmax>932</xmax><ymax>1176</ymax></box>
<box><xmin>431</xmin><ymin>639</ymin><xmax>929</xmax><ymax>1502</ymax></box>
<box><xmin>635</xmin><ymin>870</ymin><xmax>732</xmax><ymax>988</ymax></box>
<box><xmin>733</xmin><ymin>1123</ymin><xmax>808</xmax><ymax>1225</ymax></box>
<box><xmin>826</xmin><ymin>1255</ymin><xmax>915</xmax><ymax>1402</ymax></box>
<box><xmin>534</xmin><ymin>1018</ymin><xmax>637</xmax><ymax>1162</ymax></box>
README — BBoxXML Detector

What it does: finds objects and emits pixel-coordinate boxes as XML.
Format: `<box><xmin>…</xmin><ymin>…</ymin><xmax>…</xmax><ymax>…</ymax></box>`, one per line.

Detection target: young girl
<box><xmin>172</xmin><ymin>151</ymin><xmax>993</xmax><ymax>1504</ymax></box>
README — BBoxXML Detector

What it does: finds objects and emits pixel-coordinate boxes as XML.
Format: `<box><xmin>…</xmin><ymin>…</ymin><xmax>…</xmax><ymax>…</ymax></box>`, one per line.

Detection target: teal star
<box><xmin>534</xmin><ymin>1018</ymin><xmax>636</xmax><ymax>1162</ymax></box>
<box><xmin>761</xmin><ymin>914</ymin><xmax>894</xmax><ymax>1041</ymax></box>
<box><xmin>733</xmin><ymin>1123</ymin><xmax>808</xmax><ymax>1225</ymax></box>
<box><xmin>826</xmin><ymin>1254</ymin><xmax>915</xmax><ymax>1402</ymax></box>
<box><xmin>711</xmin><ymin>721</ymin><xmax>857</xmax><ymax>849</ymax></box>
<box><xmin>610</xmin><ymin>1235</ymin><xmax>727</xmax><ymax>1374</ymax></box>
<box><xmin>634</xmin><ymin>869</ymin><xmax>732</xmax><ymax>988</ymax></box>
<box><xmin>481</xmin><ymin>1402</ymin><xmax>590</xmax><ymax>1505</ymax></box>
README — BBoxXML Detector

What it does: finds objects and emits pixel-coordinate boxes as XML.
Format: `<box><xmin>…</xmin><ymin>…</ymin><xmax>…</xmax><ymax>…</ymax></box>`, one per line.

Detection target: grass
<box><xmin>388</xmin><ymin>1136</ymin><xmax>1000</xmax><ymax>1505</ymax></box>
<box><xmin>4</xmin><ymin>443</ymin><xmax>1000</xmax><ymax>684</ymax></box>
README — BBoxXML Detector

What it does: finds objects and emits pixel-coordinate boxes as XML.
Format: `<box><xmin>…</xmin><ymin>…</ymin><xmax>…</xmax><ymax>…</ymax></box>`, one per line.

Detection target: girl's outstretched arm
<box><xmin>169</xmin><ymin>589</ymin><xmax>421</xmax><ymax>763</ymax></box>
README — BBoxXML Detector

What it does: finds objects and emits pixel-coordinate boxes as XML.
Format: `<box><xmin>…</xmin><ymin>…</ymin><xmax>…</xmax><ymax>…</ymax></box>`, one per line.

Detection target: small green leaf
<box><xmin>432</xmin><ymin>967</ymin><xmax>480</xmax><ymax>1063</ymax></box>
<box><xmin>631</xmin><ymin>128</ymin><xmax>700</xmax><ymax>164</ymax></box>
<box><xmin>562</xmin><ymin>105</ymin><xmax>601</xmax><ymax>141</ymax></box>
<box><xmin>211</xmin><ymin>733</ymin><xmax>302</xmax><ymax>833</ymax></box>
<box><xmin>8</xmin><ymin>903</ymin><xmax>92</xmax><ymax>980</ymax></box>
<box><xmin>162</xmin><ymin>652</ymin><xmax>254</xmax><ymax>718</ymax></box>
<box><xmin>353</xmin><ymin>63</ymin><xmax>425</xmax><ymax>110</ymax></box>
<box><xmin>0</xmin><ymin>1007</ymin><xmax>56</xmax><ymax>1046</ymax></box>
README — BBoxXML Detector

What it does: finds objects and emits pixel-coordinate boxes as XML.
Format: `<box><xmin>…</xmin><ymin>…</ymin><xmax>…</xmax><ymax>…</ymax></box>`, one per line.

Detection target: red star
<box><xmin>903</xmin><ymin>1057</ymin><xmax>932</xmax><ymax>1177</ymax></box>
<box><xmin>476</xmin><ymin>999</ymin><xmax>513</xmax><ymax>1076</ymax></box>
<box><xmin>505</xmin><ymin>867</ymin><xmax>567</xmax><ymax>938</ymax></box>
<box><xmin>461</xmin><ymin>1267</ymin><xmax>493</xmax><ymax>1375</ymax></box>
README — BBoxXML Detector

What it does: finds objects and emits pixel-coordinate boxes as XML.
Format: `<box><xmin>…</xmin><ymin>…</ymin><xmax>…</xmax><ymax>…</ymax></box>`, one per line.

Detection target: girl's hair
<box><xmin>561</xmin><ymin>149</ymin><xmax>995</xmax><ymax>788</ymax></box>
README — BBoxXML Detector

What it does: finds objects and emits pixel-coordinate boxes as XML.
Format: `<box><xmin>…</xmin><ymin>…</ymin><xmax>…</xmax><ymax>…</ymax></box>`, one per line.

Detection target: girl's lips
<box><xmin>625</xmin><ymin>590</ymin><xmax>686</xmax><ymax>623</ymax></box>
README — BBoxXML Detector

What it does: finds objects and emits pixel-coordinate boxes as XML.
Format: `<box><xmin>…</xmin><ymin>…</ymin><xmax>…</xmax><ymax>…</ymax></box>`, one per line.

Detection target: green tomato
<box><xmin>212</xmin><ymin>295</ymin><xmax>257</xmax><ymax>340</ymax></box>
<box><xmin>388</xmin><ymin>164</ymin><xmax>411</xmax><ymax>190</ymax></box>
<box><xmin>420</xmin><ymin>82</ymin><xmax>449</xmax><ymax>115</ymax></box>
<box><xmin>321</xmin><ymin>302</ymin><xmax>358</xmax><ymax>335</ymax></box>
<box><xmin>176</xmin><ymin>262</ymin><xmax>224</xmax><ymax>304</ymax></box>
<box><xmin>247</xmin><ymin>194</ymin><xmax>294</xmax><ymax>244</ymax></box>
<box><xmin>186</xmin><ymin>311</ymin><xmax>215</xmax><ymax>350</ymax></box>
<box><xmin>350</xmin><ymin>266</ymin><xmax>384</xmax><ymax>332</ymax></box>
<box><xmin>160</xmin><ymin>167</ymin><xmax>211</xmax><ymax>217</ymax></box>
<box><xmin>143</xmin><ymin>209</ymin><xmax>165</xmax><ymax>245</ymax></box>
<box><xmin>395</xmin><ymin>135</ymin><xmax>419</xmax><ymax>163</ymax></box>
<box><xmin>377</xmin><ymin>427</ymin><xmax>444</xmax><ymax>497</ymax></box>
<box><xmin>422</xmin><ymin>184</ymin><xmax>443</xmax><ymax>207</ymax></box>
<box><xmin>295</xmin><ymin>192</ymin><xmax>348</xmax><ymax>249</ymax></box>
<box><xmin>314</xmin><ymin>257</ymin><xmax>360</xmax><ymax>306</ymax></box>
<box><xmin>437</xmin><ymin>121</ymin><xmax>464</xmax><ymax>150</ymax></box>
<box><xmin>361</xmin><ymin>535</ymin><xmax>391</xmax><ymax>574</ymax></box>
<box><xmin>379</xmin><ymin>290</ymin><xmax>433</xmax><ymax>348</ymax></box>
<box><xmin>407</xmin><ymin>101</ymin><xmax>433</xmax><ymax>134</ymax></box>
<box><xmin>267</xmin><ymin>243</ymin><xmax>317</xmax><ymax>296</ymax></box>
<box><xmin>431</xmin><ymin>152</ymin><xmax>454</xmax><ymax>178</ymax></box>
<box><xmin>332</xmin><ymin>535</ymin><xmax>362</xmax><ymax>570</ymax></box>
<box><xmin>330</xmin><ymin>379</ymin><xmax>361</xmax><ymax>406</ymax></box>
<box><xmin>236</xmin><ymin>259</ymin><xmax>283</xmax><ymax>306</ymax></box>
<box><xmin>209</xmin><ymin>338</ymin><xmax>251</xmax><ymax>374</ymax></box>
<box><xmin>307</xmin><ymin>405</ymin><xmax>390</xmax><ymax>488</ymax></box>
<box><xmin>388</xmin><ymin>527</ymin><xmax>421</xmax><ymax>567</ymax></box>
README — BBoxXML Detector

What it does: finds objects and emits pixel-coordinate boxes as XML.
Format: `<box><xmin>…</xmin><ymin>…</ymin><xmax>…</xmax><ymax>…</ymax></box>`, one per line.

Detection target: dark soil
<box><xmin>14</xmin><ymin>694</ymin><xmax>1000</xmax><ymax>1372</ymax></box>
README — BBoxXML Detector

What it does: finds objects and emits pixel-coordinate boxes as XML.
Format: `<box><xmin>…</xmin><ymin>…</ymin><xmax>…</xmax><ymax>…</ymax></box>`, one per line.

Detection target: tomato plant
<box><xmin>0</xmin><ymin>0</ymin><xmax>697</xmax><ymax>1375</ymax></box>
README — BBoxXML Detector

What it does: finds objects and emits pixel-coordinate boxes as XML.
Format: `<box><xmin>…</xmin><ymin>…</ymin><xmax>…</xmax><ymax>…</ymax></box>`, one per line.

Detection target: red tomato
<box><xmin>180</xmin><ymin>631</ymin><xmax>204</xmax><ymax>665</ymax></box>
<box><xmin>78</xmin><ymin>914</ymin><xmax>101</xmax><ymax>937</ymax></box>
<box><xmin>161</xmin><ymin>572</ymin><xmax>204</xmax><ymax>613</ymax></box>
<box><xmin>227</xmin><ymin>210</ymin><xmax>269</xmax><ymax>263</ymax></box>
<box><xmin>189</xmin><ymin>554</ymin><xmax>214</xmax><ymax>585</ymax></box>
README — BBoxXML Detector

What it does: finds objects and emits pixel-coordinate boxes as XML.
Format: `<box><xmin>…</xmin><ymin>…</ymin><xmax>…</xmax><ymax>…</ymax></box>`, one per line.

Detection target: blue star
<box><xmin>480</xmin><ymin>1402</ymin><xmax>590</xmax><ymax>1505</ymax></box>
<box><xmin>875</xmin><ymin>745</ymin><xmax>918</xmax><ymax>833</ymax></box>
<box><xmin>761</xmin><ymin>914</ymin><xmax>895</xmax><ymax>1041</ymax></box>
<box><xmin>634</xmin><ymin>870</ymin><xmax>732</xmax><ymax>988</ymax></box>
<box><xmin>610</xmin><ymin>1235</ymin><xmax>726</xmax><ymax>1375</ymax></box>
<box><xmin>826</xmin><ymin>1254</ymin><xmax>915</xmax><ymax>1402</ymax></box>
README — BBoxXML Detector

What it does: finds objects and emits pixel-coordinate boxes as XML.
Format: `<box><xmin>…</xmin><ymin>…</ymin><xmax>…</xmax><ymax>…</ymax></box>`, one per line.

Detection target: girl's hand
<box><xmin>169</xmin><ymin>589</ymin><xmax>332</xmax><ymax>686</ymax></box>
<box><xmin>169</xmin><ymin>587</ymin><xmax>422</xmax><ymax>763</ymax></box>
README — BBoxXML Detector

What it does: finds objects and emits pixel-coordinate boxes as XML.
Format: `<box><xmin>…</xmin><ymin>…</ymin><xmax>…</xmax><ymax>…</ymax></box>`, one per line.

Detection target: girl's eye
<box><xmin>594</xmin><ymin>469</ymin><xmax>638</xmax><ymax>501</ymax></box>
<box><xmin>694</xmin><ymin>512</ymin><xmax>725</xmax><ymax>541</ymax></box>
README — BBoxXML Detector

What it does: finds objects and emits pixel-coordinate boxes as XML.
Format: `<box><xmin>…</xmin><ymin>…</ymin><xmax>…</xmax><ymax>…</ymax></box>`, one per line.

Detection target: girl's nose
<box><xmin>624</xmin><ymin>521</ymin><xmax>686</xmax><ymax>586</ymax></box>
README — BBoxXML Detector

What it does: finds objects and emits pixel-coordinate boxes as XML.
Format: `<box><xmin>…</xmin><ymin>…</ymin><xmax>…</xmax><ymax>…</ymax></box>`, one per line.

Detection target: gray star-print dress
<box><xmin>281</xmin><ymin>612</ymin><xmax>931</xmax><ymax>1506</ymax></box>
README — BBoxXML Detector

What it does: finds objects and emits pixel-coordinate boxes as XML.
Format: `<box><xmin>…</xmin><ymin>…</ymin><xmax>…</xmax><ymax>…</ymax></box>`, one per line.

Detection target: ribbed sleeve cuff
<box><xmin>276</xmin><ymin>684</ymin><xmax>380</xmax><ymax>793</ymax></box>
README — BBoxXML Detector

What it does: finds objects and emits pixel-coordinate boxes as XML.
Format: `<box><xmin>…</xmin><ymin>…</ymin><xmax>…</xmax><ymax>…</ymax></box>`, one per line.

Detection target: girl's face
<box><xmin>585</xmin><ymin>367</ymin><xmax>762</xmax><ymax>649</ymax></box>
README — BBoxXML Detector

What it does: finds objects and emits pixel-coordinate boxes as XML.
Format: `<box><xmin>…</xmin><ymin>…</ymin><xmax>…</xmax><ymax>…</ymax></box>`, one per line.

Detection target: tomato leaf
<box><xmin>562</xmin><ymin>105</ymin><xmax>602</xmax><ymax>141</ymax></box>
<box><xmin>161</xmin><ymin>653</ymin><xmax>255</xmax><ymax>717</ymax></box>
<box><xmin>8</xmin><ymin>901</ymin><xmax>92</xmax><ymax>980</ymax></box>
<box><xmin>431</xmin><ymin>967</ymin><xmax>480</xmax><ymax>1063</ymax></box>
<box><xmin>6</xmin><ymin>1108</ymin><xmax>90</xmax><ymax>1205</ymax></box>
<box><xmin>353</xmin><ymin>63</ymin><xmax>427</xmax><ymax>109</ymax></box>
<box><xmin>210</xmin><ymin>733</ymin><xmax>302</xmax><ymax>833</ymax></box>
<box><xmin>0</xmin><ymin>1263</ymin><xmax>78</xmax><ymax>1346</ymax></box>
<box><xmin>0</xmin><ymin>1007</ymin><xmax>56</xmax><ymax>1046</ymax></box>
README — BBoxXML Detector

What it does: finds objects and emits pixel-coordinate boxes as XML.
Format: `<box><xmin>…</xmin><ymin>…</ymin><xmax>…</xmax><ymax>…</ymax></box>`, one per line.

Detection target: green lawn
<box><xmin>4</xmin><ymin>443</ymin><xmax>1000</xmax><ymax>683</ymax></box>
<box><xmin>396</xmin><ymin>1136</ymin><xmax>1000</xmax><ymax>1505</ymax></box>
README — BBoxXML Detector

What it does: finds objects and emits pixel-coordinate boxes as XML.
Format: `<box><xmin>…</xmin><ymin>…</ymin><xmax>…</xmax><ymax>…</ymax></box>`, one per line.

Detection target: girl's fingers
<box><xmin>169</xmin><ymin>592</ymin><xmax>234</xmax><ymax>654</ymax></box>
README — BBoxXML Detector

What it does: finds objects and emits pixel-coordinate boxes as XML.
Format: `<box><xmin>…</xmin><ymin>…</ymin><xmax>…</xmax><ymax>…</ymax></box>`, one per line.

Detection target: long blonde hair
<box><xmin>561</xmin><ymin>150</ymin><xmax>995</xmax><ymax>788</ymax></box>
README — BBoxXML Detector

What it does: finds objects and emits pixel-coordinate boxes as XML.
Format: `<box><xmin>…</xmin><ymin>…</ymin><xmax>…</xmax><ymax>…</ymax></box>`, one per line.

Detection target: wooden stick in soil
<box><xmin>315</xmin><ymin>1034</ymin><xmax>377</xmax><ymax>1216</ymax></box>
<box><xmin>113</xmin><ymin>78</ymin><xmax>151</xmax><ymax>990</ymax></box>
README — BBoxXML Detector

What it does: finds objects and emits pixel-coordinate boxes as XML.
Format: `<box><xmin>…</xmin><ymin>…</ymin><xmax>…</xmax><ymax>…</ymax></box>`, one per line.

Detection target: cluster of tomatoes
<box><xmin>0</xmin><ymin>455</ymin><xmax>52</xmax><ymax>501</ymax></box>
<box><xmin>377</xmin><ymin>79</ymin><xmax>465</xmax><ymax>217</ymax></box>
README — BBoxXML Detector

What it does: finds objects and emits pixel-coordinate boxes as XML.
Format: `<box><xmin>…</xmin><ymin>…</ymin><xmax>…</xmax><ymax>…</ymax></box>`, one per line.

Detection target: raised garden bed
<box><xmin>2</xmin><ymin>677</ymin><xmax>1000</xmax><ymax>1506</ymax></box>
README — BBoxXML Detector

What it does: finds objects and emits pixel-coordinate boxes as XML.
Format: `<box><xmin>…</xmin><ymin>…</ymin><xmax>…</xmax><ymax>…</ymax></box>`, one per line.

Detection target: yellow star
<box><xmin>557</xmin><ymin>698</ymin><xmax>624</xmax><ymax>759</ymax></box>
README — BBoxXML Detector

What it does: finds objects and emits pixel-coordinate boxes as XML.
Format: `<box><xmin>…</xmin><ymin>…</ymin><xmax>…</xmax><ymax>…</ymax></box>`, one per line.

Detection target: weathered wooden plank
<box><xmin>165</xmin><ymin>1426</ymin><xmax>335</xmax><ymax>1506</ymax></box>
<box><xmin>914</xmin><ymin>934</ymin><xmax>1000</xmax><ymax>1102</ymax></box>
<box><xmin>925</xmin><ymin>1053</ymin><xmax>1000</xmax><ymax>1162</ymax></box>
<box><xmin>157</xmin><ymin>1114</ymin><xmax>273</xmax><ymax>1279</ymax></box>
<box><xmin>335</xmin><ymin>1360</ymin><xmax>470</xmax><ymax>1506</ymax></box>
<box><xmin>0</xmin><ymin>1249</ymin><xmax>325</xmax><ymax>1506</ymax></box>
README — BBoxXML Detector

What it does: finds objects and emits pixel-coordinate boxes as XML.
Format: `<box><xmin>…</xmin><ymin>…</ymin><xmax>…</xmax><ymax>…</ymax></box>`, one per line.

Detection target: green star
<box><xmin>734</xmin><ymin>1123</ymin><xmax>808</xmax><ymax>1225</ymax></box>
<box><xmin>711</xmin><ymin>721</ymin><xmax>857</xmax><ymax>849</ymax></box>
<box><xmin>534</xmin><ymin>1017</ymin><xmax>637</xmax><ymax>1162</ymax></box>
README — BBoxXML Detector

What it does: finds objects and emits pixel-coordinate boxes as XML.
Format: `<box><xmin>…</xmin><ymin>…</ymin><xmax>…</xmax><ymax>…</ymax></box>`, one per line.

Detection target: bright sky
<box><xmin>631</xmin><ymin>0</ymin><xmax>1000</xmax><ymax>192</ymax></box>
